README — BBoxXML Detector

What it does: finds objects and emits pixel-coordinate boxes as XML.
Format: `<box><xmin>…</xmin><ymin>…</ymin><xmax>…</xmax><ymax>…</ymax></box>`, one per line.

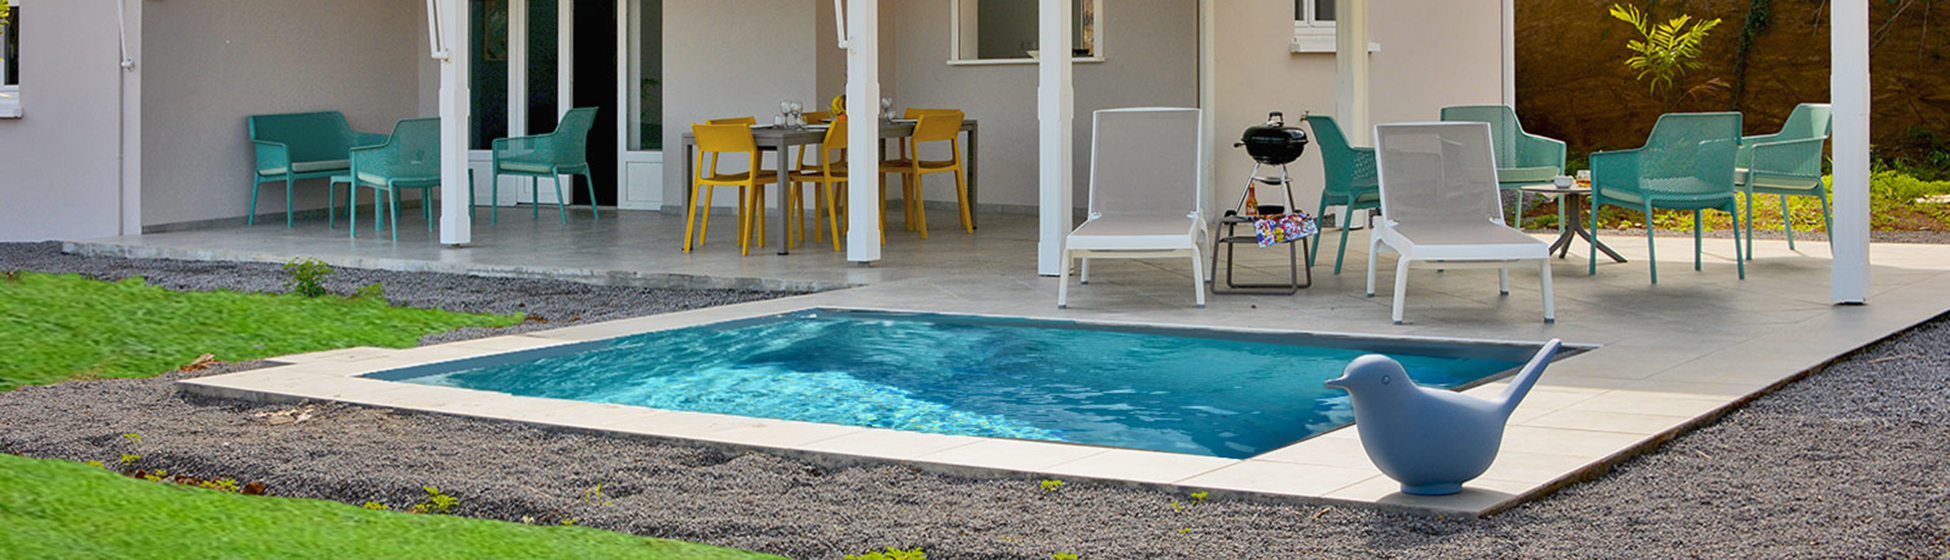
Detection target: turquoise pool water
<box><xmin>379</xmin><ymin>310</ymin><xmax>1528</xmax><ymax>459</ymax></box>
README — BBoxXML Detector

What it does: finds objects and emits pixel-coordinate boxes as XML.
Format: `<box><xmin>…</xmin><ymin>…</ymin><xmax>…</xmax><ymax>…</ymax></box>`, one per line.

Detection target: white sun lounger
<box><xmin>1057</xmin><ymin>108</ymin><xmax>1207</xmax><ymax>309</ymax></box>
<box><xmin>1367</xmin><ymin>122</ymin><xmax>1555</xmax><ymax>324</ymax></box>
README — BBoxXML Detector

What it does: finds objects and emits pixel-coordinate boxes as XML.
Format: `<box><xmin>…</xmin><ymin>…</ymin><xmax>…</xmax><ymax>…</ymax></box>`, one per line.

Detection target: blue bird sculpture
<box><xmin>1324</xmin><ymin>339</ymin><xmax>1563</xmax><ymax>495</ymax></box>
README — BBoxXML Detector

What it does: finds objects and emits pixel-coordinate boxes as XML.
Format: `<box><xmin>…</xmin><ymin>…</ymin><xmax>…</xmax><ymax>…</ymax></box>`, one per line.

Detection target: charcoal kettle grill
<box><xmin>1210</xmin><ymin>111</ymin><xmax>1315</xmax><ymax>295</ymax></box>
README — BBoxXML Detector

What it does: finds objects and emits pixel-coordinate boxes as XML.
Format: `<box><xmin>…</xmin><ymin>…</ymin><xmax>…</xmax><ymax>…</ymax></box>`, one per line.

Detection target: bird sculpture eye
<box><xmin>1381</xmin><ymin>375</ymin><xmax>1391</xmax><ymax>385</ymax></box>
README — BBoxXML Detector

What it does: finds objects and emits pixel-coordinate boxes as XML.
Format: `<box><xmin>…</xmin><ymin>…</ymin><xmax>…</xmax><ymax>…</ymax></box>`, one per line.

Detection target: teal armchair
<box><xmin>1305</xmin><ymin>115</ymin><xmax>1382</xmax><ymax>275</ymax></box>
<box><xmin>490</xmin><ymin>107</ymin><xmax>600</xmax><ymax>224</ymax></box>
<box><xmin>339</xmin><ymin>118</ymin><xmax>445</xmax><ymax>242</ymax></box>
<box><xmin>248</xmin><ymin>111</ymin><xmax>386</xmax><ymax>227</ymax></box>
<box><xmin>1737</xmin><ymin>103</ymin><xmax>1832</xmax><ymax>258</ymax></box>
<box><xmin>1589</xmin><ymin>112</ymin><xmax>1746</xmax><ymax>283</ymax></box>
<box><xmin>1440</xmin><ymin>105</ymin><xmax>1567</xmax><ymax>222</ymax></box>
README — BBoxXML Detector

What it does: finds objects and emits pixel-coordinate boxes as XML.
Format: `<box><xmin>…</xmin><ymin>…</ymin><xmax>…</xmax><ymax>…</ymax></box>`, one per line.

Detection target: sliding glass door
<box><xmin>470</xmin><ymin>0</ymin><xmax>568</xmax><ymax>208</ymax></box>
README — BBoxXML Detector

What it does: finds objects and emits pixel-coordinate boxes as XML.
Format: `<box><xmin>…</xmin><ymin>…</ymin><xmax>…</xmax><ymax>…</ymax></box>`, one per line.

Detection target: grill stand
<box><xmin>1209</xmin><ymin>162</ymin><xmax>1315</xmax><ymax>295</ymax></box>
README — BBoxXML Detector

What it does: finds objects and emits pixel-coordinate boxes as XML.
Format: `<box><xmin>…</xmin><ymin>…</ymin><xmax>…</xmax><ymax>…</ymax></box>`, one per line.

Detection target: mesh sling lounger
<box><xmin>1057</xmin><ymin>108</ymin><xmax>1207</xmax><ymax>309</ymax></box>
<box><xmin>1368</xmin><ymin>122</ymin><xmax>1556</xmax><ymax>324</ymax></box>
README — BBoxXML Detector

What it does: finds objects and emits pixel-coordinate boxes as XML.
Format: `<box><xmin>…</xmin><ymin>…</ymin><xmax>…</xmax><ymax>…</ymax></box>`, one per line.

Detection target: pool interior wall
<box><xmin>366</xmin><ymin>309</ymin><xmax>1562</xmax><ymax>460</ymax></box>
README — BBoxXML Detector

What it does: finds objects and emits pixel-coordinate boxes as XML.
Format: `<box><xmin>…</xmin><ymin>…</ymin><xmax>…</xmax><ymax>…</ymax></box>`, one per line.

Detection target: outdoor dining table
<box><xmin>680</xmin><ymin>119</ymin><xmax>980</xmax><ymax>255</ymax></box>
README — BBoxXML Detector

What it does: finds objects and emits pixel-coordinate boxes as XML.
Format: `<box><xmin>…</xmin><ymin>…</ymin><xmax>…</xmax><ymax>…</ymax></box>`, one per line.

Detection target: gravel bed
<box><xmin>2</xmin><ymin>242</ymin><xmax>1947</xmax><ymax>558</ymax></box>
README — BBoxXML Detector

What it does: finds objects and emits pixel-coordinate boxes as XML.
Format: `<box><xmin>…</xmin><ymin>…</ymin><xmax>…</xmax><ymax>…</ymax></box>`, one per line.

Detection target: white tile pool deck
<box><xmin>70</xmin><ymin>210</ymin><xmax>1950</xmax><ymax>516</ymax></box>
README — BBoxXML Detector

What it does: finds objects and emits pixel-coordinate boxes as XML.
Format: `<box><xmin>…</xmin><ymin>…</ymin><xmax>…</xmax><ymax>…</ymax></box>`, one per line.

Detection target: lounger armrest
<box><xmin>251</xmin><ymin>140</ymin><xmax>291</xmax><ymax>175</ymax></box>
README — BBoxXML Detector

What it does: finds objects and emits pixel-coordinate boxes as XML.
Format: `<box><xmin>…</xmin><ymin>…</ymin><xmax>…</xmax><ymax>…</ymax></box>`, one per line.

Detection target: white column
<box><xmin>1334</xmin><ymin>0</ymin><xmax>1371</xmax><ymax>144</ymax></box>
<box><xmin>846</xmin><ymin>0</ymin><xmax>883</xmax><ymax>263</ymax></box>
<box><xmin>1197</xmin><ymin>0</ymin><xmax>1218</xmax><ymax>225</ymax></box>
<box><xmin>1500</xmin><ymin>0</ymin><xmax>1516</xmax><ymax>106</ymax></box>
<box><xmin>1036</xmin><ymin>0</ymin><xmax>1075</xmax><ymax>276</ymax></box>
<box><xmin>438</xmin><ymin>0</ymin><xmax>473</xmax><ymax>246</ymax></box>
<box><xmin>1831</xmin><ymin>0</ymin><xmax>1870</xmax><ymax>303</ymax></box>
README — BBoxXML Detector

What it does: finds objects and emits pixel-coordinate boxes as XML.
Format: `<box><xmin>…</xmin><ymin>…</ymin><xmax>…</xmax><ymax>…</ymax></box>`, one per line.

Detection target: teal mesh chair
<box><xmin>1306</xmin><ymin>115</ymin><xmax>1382</xmax><ymax>275</ymax></box>
<box><xmin>1738</xmin><ymin>103</ymin><xmax>1833</xmax><ymax>258</ymax></box>
<box><xmin>1589</xmin><ymin>112</ymin><xmax>1746</xmax><ymax>283</ymax></box>
<box><xmin>248</xmin><ymin>111</ymin><xmax>385</xmax><ymax>227</ymax></box>
<box><xmin>1440</xmin><ymin>105</ymin><xmax>1567</xmax><ymax>222</ymax></box>
<box><xmin>338</xmin><ymin>118</ymin><xmax>443</xmax><ymax>241</ymax></box>
<box><xmin>490</xmin><ymin>107</ymin><xmax>600</xmax><ymax>224</ymax></box>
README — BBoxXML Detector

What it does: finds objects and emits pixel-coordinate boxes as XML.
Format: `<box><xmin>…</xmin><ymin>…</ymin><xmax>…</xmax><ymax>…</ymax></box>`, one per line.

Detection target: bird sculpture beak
<box><xmin>1323</xmin><ymin>375</ymin><xmax>1349</xmax><ymax>390</ymax></box>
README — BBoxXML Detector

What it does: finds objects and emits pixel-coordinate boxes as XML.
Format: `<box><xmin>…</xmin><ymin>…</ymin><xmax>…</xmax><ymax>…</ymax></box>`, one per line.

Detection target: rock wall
<box><xmin>1516</xmin><ymin>0</ymin><xmax>1949</xmax><ymax>157</ymax></box>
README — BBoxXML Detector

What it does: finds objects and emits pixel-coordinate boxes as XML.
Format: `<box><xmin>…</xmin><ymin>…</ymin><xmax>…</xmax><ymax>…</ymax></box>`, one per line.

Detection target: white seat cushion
<box><xmin>1065</xmin><ymin>214</ymin><xmax>1199</xmax><ymax>251</ymax></box>
<box><xmin>1386</xmin><ymin>221</ymin><xmax>1548</xmax><ymax>261</ymax></box>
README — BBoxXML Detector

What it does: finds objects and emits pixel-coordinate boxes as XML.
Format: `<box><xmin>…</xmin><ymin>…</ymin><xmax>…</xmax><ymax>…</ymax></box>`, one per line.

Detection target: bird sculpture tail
<box><xmin>1494</xmin><ymin>339</ymin><xmax>1563</xmax><ymax>419</ymax></box>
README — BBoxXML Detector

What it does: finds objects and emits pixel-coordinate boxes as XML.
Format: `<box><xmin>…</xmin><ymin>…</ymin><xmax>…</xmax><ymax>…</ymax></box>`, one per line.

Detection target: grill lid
<box><xmin>1238</xmin><ymin>111</ymin><xmax>1310</xmax><ymax>165</ymax></box>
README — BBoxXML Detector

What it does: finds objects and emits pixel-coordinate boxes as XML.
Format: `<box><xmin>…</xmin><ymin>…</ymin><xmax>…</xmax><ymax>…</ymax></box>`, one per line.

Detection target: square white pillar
<box><xmin>1830</xmin><ymin>0</ymin><xmax>1870</xmax><ymax>303</ymax></box>
<box><xmin>1036</xmin><ymin>0</ymin><xmax>1075</xmax><ymax>276</ymax></box>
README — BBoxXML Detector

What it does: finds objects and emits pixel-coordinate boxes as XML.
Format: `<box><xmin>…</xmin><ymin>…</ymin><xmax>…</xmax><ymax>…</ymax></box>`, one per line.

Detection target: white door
<box><xmin>470</xmin><ymin>0</ymin><xmax>573</xmax><ymax>209</ymax></box>
<box><xmin>616</xmin><ymin>0</ymin><xmax>664</xmax><ymax>210</ymax></box>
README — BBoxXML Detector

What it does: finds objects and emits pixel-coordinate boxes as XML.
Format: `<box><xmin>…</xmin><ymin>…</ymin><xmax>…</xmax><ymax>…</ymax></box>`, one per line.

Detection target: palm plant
<box><xmin>1609</xmin><ymin>3</ymin><xmax>1721</xmax><ymax>107</ymax></box>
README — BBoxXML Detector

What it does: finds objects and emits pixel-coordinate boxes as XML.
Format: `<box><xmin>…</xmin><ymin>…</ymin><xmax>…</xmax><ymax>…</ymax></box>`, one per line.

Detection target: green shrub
<box><xmin>281</xmin><ymin>258</ymin><xmax>334</xmax><ymax>298</ymax></box>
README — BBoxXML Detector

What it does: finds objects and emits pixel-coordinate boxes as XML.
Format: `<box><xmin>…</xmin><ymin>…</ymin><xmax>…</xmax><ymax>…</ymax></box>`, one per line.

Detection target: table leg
<box><xmin>966</xmin><ymin>124</ymin><xmax>979</xmax><ymax>229</ymax></box>
<box><xmin>776</xmin><ymin>140</ymin><xmax>793</xmax><ymax>255</ymax></box>
<box><xmin>1566</xmin><ymin>192</ymin><xmax>1627</xmax><ymax>263</ymax></box>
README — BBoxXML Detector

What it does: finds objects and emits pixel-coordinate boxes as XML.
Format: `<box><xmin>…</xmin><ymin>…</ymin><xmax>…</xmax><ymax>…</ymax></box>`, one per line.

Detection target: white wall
<box><xmin>1212</xmin><ymin>0</ymin><xmax>1504</xmax><ymax>218</ymax></box>
<box><xmin>891</xmin><ymin>0</ymin><xmax>1198</xmax><ymax>211</ymax></box>
<box><xmin>140</xmin><ymin>0</ymin><xmax>424</xmax><ymax>229</ymax></box>
<box><xmin>0</xmin><ymin>0</ymin><xmax>128</xmax><ymax>242</ymax></box>
<box><xmin>659</xmin><ymin>0</ymin><xmax>818</xmax><ymax>209</ymax></box>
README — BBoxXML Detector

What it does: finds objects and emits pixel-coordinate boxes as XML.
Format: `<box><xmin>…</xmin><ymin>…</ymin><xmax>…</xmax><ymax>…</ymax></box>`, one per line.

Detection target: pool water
<box><xmin>382</xmin><ymin>310</ymin><xmax>1527</xmax><ymax>459</ymax></box>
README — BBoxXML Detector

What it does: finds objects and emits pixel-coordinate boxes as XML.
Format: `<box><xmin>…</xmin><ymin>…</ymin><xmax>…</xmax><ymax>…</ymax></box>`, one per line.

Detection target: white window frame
<box><xmin>1291</xmin><ymin>0</ymin><xmax>1378</xmax><ymax>54</ymax></box>
<box><xmin>1</xmin><ymin>0</ymin><xmax>22</xmax><ymax>118</ymax></box>
<box><xmin>948</xmin><ymin>0</ymin><xmax>1104</xmax><ymax>66</ymax></box>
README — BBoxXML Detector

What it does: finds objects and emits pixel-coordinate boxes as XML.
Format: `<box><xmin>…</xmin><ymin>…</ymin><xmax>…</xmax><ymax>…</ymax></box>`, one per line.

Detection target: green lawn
<box><xmin>0</xmin><ymin>453</ymin><xmax>784</xmax><ymax>560</ymax></box>
<box><xmin>0</xmin><ymin>271</ymin><xmax>524</xmax><ymax>392</ymax></box>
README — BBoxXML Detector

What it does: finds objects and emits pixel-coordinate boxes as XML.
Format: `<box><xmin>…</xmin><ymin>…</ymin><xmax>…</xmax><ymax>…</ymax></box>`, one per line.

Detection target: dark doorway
<box><xmin>572</xmin><ymin>0</ymin><xmax>618</xmax><ymax>206</ymax></box>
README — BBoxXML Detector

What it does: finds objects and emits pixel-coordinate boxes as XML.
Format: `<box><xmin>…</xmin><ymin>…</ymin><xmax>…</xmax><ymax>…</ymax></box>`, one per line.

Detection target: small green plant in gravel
<box><xmin>410</xmin><ymin>486</ymin><xmax>459</xmax><ymax>515</ymax></box>
<box><xmin>1038</xmin><ymin>479</ymin><xmax>1064</xmax><ymax>492</ymax></box>
<box><xmin>846</xmin><ymin>548</ymin><xmax>925</xmax><ymax>560</ymax></box>
<box><xmin>352</xmin><ymin>282</ymin><xmax>387</xmax><ymax>301</ymax></box>
<box><xmin>1051</xmin><ymin>554</ymin><xmax>1080</xmax><ymax>560</ymax></box>
<box><xmin>581</xmin><ymin>481</ymin><xmax>613</xmax><ymax>506</ymax></box>
<box><xmin>282</xmin><ymin>258</ymin><xmax>335</xmax><ymax>298</ymax></box>
<box><xmin>362</xmin><ymin>501</ymin><xmax>390</xmax><ymax>511</ymax></box>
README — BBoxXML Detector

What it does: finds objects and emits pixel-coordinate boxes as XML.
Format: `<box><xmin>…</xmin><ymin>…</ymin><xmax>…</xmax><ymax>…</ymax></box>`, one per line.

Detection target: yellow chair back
<box><xmin>822</xmin><ymin>120</ymin><xmax>849</xmax><ymax>150</ymax></box>
<box><xmin>912</xmin><ymin>111</ymin><xmax>965</xmax><ymax>143</ymax></box>
<box><xmin>904</xmin><ymin>108</ymin><xmax>961</xmax><ymax>119</ymax></box>
<box><xmin>693</xmin><ymin>123</ymin><xmax>757</xmax><ymax>153</ymax></box>
<box><xmin>708</xmin><ymin>116</ymin><xmax>758</xmax><ymax>126</ymax></box>
<box><xmin>803</xmin><ymin>111</ymin><xmax>832</xmax><ymax>124</ymax></box>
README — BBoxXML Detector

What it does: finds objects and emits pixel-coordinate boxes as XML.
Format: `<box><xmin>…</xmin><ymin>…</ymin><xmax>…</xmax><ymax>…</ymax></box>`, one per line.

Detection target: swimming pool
<box><xmin>369</xmin><ymin>310</ymin><xmax>1535</xmax><ymax>459</ymax></box>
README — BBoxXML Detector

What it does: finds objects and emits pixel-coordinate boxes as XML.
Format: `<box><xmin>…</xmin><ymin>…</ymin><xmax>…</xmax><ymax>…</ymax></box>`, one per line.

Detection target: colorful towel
<box><xmin>1253</xmin><ymin>213</ymin><xmax>1318</xmax><ymax>247</ymax></box>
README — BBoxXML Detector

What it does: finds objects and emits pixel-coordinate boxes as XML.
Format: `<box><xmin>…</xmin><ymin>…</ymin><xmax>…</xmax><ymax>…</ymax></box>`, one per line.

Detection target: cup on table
<box><xmin>1576</xmin><ymin>169</ymin><xmax>1591</xmax><ymax>182</ymax></box>
<box><xmin>1553</xmin><ymin>175</ymin><xmax>1575</xmax><ymax>189</ymax></box>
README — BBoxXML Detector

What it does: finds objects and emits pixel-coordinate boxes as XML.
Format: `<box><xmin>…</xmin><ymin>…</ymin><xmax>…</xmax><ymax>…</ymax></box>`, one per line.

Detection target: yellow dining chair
<box><xmin>704</xmin><ymin>116</ymin><xmax>774</xmax><ymax>247</ymax></box>
<box><xmin>880</xmin><ymin>111</ymin><xmax>971</xmax><ymax>239</ymax></box>
<box><xmin>687</xmin><ymin>123</ymin><xmax>777</xmax><ymax>255</ymax></box>
<box><xmin>788</xmin><ymin>120</ymin><xmax>849</xmax><ymax>251</ymax></box>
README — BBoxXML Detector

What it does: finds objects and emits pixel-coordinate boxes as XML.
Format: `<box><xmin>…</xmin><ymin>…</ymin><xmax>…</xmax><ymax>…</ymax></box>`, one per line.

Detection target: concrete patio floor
<box><xmin>69</xmin><ymin>207</ymin><xmax>1950</xmax><ymax>516</ymax></box>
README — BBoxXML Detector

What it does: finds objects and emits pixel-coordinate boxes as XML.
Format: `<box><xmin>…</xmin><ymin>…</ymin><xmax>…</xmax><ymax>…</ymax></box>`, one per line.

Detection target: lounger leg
<box><xmin>1365</xmin><ymin>233</ymin><xmax>1382</xmax><ymax>297</ymax></box>
<box><xmin>1539</xmin><ymin>259</ymin><xmax>1555</xmax><ymax>323</ymax></box>
<box><xmin>1780</xmin><ymin>193</ymin><xmax>1793</xmax><ymax>251</ymax></box>
<box><xmin>1191</xmin><ymin>246</ymin><xmax>1206</xmax><ymax>308</ymax></box>
<box><xmin>1499</xmin><ymin>268</ymin><xmax>1510</xmax><ymax>296</ymax></box>
<box><xmin>1392</xmin><ymin>257</ymin><xmax>1411</xmax><ymax>324</ymax></box>
<box><xmin>1057</xmin><ymin>250</ymin><xmax>1072</xmax><ymax>309</ymax></box>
